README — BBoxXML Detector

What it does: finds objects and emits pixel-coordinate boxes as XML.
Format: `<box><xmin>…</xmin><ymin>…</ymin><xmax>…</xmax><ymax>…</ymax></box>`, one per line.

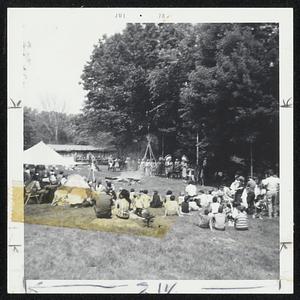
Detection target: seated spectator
<box><xmin>212</xmin><ymin>206</ymin><xmax>226</xmax><ymax>231</ymax></box>
<box><xmin>210</xmin><ymin>196</ymin><xmax>220</xmax><ymax>214</ymax></box>
<box><xmin>189</xmin><ymin>200</ymin><xmax>200</xmax><ymax>211</ymax></box>
<box><xmin>164</xmin><ymin>195</ymin><xmax>181</xmax><ymax>216</ymax></box>
<box><xmin>130</xmin><ymin>188</ymin><xmax>136</xmax><ymax>202</ymax></box>
<box><xmin>134</xmin><ymin>192</ymin><xmax>144</xmax><ymax>216</ymax></box>
<box><xmin>115</xmin><ymin>189</ymin><xmax>131</xmax><ymax>219</ymax></box>
<box><xmin>185</xmin><ymin>181</ymin><xmax>197</xmax><ymax>198</ymax></box>
<box><xmin>234</xmin><ymin>206</ymin><xmax>249</xmax><ymax>231</ymax></box>
<box><xmin>60</xmin><ymin>175</ymin><xmax>67</xmax><ymax>186</ymax></box>
<box><xmin>206</xmin><ymin>190</ymin><xmax>213</xmax><ymax>204</ymax></box>
<box><xmin>177</xmin><ymin>192</ymin><xmax>185</xmax><ymax>205</ymax></box>
<box><xmin>254</xmin><ymin>194</ymin><xmax>266</xmax><ymax>219</ymax></box>
<box><xmin>150</xmin><ymin>191</ymin><xmax>162</xmax><ymax>208</ymax></box>
<box><xmin>93</xmin><ymin>191</ymin><xmax>114</xmax><ymax>219</ymax></box>
<box><xmin>141</xmin><ymin>190</ymin><xmax>151</xmax><ymax>209</ymax></box>
<box><xmin>164</xmin><ymin>190</ymin><xmax>173</xmax><ymax>203</ymax></box>
<box><xmin>95</xmin><ymin>180</ymin><xmax>106</xmax><ymax>192</ymax></box>
<box><xmin>198</xmin><ymin>208</ymin><xmax>213</xmax><ymax>230</ymax></box>
<box><xmin>232</xmin><ymin>202</ymin><xmax>239</xmax><ymax>219</ymax></box>
<box><xmin>197</xmin><ymin>190</ymin><xmax>208</xmax><ymax>208</ymax></box>
<box><xmin>49</xmin><ymin>173</ymin><xmax>57</xmax><ymax>185</ymax></box>
<box><xmin>180</xmin><ymin>196</ymin><xmax>192</xmax><ymax>215</ymax></box>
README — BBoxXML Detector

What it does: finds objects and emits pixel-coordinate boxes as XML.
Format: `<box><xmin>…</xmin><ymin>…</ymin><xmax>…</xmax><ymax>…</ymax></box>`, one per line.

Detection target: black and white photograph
<box><xmin>7</xmin><ymin>8</ymin><xmax>293</xmax><ymax>294</ymax></box>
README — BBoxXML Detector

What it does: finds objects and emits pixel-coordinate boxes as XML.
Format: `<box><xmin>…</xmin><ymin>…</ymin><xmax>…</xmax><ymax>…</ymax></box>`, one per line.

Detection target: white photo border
<box><xmin>7</xmin><ymin>7</ymin><xmax>293</xmax><ymax>294</ymax></box>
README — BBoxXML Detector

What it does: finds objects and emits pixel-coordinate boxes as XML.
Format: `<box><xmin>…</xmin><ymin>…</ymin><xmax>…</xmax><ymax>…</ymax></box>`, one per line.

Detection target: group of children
<box><xmin>91</xmin><ymin>180</ymin><xmax>251</xmax><ymax>231</ymax></box>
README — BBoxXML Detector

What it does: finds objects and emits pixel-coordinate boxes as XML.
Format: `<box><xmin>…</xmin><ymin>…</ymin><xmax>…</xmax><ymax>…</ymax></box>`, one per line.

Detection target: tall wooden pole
<box><xmin>196</xmin><ymin>131</ymin><xmax>199</xmax><ymax>166</ymax></box>
<box><xmin>250</xmin><ymin>142</ymin><xmax>253</xmax><ymax>178</ymax></box>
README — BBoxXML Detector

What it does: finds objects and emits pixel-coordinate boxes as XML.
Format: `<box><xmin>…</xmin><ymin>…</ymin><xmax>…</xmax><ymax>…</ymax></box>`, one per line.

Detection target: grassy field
<box><xmin>24</xmin><ymin>165</ymin><xmax>279</xmax><ymax>280</ymax></box>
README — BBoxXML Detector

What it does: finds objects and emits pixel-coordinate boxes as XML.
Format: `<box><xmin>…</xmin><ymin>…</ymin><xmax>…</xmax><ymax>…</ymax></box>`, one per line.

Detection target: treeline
<box><xmin>79</xmin><ymin>23</ymin><xmax>278</xmax><ymax>175</ymax></box>
<box><xmin>24</xmin><ymin>107</ymin><xmax>114</xmax><ymax>150</ymax></box>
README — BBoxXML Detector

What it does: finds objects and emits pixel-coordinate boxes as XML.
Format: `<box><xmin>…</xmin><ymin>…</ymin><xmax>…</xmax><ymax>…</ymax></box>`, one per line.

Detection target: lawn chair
<box><xmin>24</xmin><ymin>181</ymin><xmax>44</xmax><ymax>206</ymax></box>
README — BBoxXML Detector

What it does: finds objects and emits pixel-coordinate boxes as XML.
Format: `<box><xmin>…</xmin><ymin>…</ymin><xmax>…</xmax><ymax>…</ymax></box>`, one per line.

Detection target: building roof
<box><xmin>47</xmin><ymin>144</ymin><xmax>116</xmax><ymax>152</ymax></box>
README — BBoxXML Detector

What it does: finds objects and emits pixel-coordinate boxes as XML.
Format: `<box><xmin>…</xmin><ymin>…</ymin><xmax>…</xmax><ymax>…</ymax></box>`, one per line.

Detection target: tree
<box><xmin>80</xmin><ymin>23</ymin><xmax>279</xmax><ymax>175</ymax></box>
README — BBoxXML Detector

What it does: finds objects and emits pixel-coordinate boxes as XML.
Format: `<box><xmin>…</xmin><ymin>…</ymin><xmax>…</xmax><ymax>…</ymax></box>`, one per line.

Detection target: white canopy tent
<box><xmin>24</xmin><ymin>141</ymin><xmax>76</xmax><ymax>166</ymax></box>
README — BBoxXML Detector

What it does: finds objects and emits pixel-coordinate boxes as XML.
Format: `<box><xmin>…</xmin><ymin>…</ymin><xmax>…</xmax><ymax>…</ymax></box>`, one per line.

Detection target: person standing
<box><xmin>262</xmin><ymin>170</ymin><xmax>280</xmax><ymax>218</ymax></box>
<box><xmin>233</xmin><ymin>176</ymin><xmax>245</xmax><ymax>207</ymax></box>
<box><xmin>181</xmin><ymin>155</ymin><xmax>188</xmax><ymax>180</ymax></box>
<box><xmin>246</xmin><ymin>176</ymin><xmax>256</xmax><ymax>217</ymax></box>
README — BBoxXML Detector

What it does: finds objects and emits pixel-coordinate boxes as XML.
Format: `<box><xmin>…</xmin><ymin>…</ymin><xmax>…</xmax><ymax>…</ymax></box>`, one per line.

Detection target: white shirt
<box><xmin>210</xmin><ymin>202</ymin><xmax>220</xmax><ymax>214</ymax></box>
<box><xmin>230</xmin><ymin>180</ymin><xmax>239</xmax><ymax>192</ymax></box>
<box><xmin>185</xmin><ymin>184</ymin><xmax>197</xmax><ymax>197</ymax></box>
<box><xmin>263</xmin><ymin>176</ymin><xmax>280</xmax><ymax>193</ymax></box>
<box><xmin>199</xmin><ymin>194</ymin><xmax>208</xmax><ymax>207</ymax></box>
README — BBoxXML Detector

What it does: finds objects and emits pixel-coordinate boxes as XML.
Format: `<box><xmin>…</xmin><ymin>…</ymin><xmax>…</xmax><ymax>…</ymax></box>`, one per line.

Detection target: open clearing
<box><xmin>24</xmin><ymin>166</ymin><xmax>279</xmax><ymax>280</ymax></box>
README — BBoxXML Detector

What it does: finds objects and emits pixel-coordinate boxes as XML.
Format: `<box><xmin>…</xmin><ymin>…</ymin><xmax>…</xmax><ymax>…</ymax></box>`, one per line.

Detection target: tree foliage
<box><xmin>23</xmin><ymin>23</ymin><xmax>278</xmax><ymax>176</ymax></box>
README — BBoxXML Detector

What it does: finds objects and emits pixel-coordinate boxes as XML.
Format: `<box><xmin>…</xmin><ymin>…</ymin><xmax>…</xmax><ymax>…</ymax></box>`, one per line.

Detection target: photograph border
<box><xmin>7</xmin><ymin>6</ymin><xmax>294</xmax><ymax>294</ymax></box>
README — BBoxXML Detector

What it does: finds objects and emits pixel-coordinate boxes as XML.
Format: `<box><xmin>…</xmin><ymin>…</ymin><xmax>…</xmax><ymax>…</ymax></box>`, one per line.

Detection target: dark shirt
<box><xmin>94</xmin><ymin>192</ymin><xmax>113</xmax><ymax>218</ymax></box>
<box><xmin>181</xmin><ymin>201</ymin><xmax>189</xmax><ymax>213</ymax></box>
<box><xmin>150</xmin><ymin>194</ymin><xmax>162</xmax><ymax>208</ymax></box>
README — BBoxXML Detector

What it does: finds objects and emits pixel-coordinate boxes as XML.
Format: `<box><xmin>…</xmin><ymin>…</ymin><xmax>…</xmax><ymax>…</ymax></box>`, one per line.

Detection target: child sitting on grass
<box><xmin>254</xmin><ymin>194</ymin><xmax>267</xmax><ymax>219</ymax></box>
<box><xmin>180</xmin><ymin>196</ymin><xmax>192</xmax><ymax>215</ymax></box>
<box><xmin>224</xmin><ymin>203</ymin><xmax>234</xmax><ymax>226</ymax></box>
<box><xmin>164</xmin><ymin>195</ymin><xmax>181</xmax><ymax>216</ymax></box>
<box><xmin>198</xmin><ymin>208</ymin><xmax>213</xmax><ymax>230</ymax></box>
<box><xmin>234</xmin><ymin>206</ymin><xmax>249</xmax><ymax>231</ymax></box>
<box><xmin>211</xmin><ymin>206</ymin><xmax>226</xmax><ymax>231</ymax></box>
<box><xmin>210</xmin><ymin>196</ymin><xmax>220</xmax><ymax>214</ymax></box>
<box><xmin>164</xmin><ymin>190</ymin><xmax>173</xmax><ymax>203</ymax></box>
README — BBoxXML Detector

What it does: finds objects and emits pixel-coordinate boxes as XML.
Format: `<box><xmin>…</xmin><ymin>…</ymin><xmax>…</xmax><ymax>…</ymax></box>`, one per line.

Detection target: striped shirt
<box><xmin>235</xmin><ymin>212</ymin><xmax>248</xmax><ymax>230</ymax></box>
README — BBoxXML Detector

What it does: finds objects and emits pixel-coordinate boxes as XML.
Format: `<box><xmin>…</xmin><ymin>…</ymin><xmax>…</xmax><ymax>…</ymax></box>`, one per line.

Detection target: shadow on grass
<box><xmin>25</xmin><ymin>204</ymin><xmax>175</xmax><ymax>238</ymax></box>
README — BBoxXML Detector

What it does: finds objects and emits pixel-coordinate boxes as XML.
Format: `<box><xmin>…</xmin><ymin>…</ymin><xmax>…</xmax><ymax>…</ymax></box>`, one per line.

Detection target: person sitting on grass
<box><xmin>198</xmin><ymin>190</ymin><xmax>208</xmax><ymax>208</ymax></box>
<box><xmin>106</xmin><ymin>181</ymin><xmax>117</xmax><ymax>200</ymax></box>
<box><xmin>115</xmin><ymin>189</ymin><xmax>131</xmax><ymax>219</ymax></box>
<box><xmin>141</xmin><ymin>190</ymin><xmax>151</xmax><ymax>209</ymax></box>
<box><xmin>177</xmin><ymin>192</ymin><xmax>185</xmax><ymax>205</ymax></box>
<box><xmin>150</xmin><ymin>190</ymin><xmax>162</xmax><ymax>208</ymax></box>
<box><xmin>164</xmin><ymin>190</ymin><xmax>173</xmax><ymax>203</ymax></box>
<box><xmin>96</xmin><ymin>180</ymin><xmax>106</xmax><ymax>192</ymax></box>
<box><xmin>210</xmin><ymin>196</ymin><xmax>220</xmax><ymax>214</ymax></box>
<box><xmin>224</xmin><ymin>203</ymin><xmax>234</xmax><ymax>226</ymax></box>
<box><xmin>93</xmin><ymin>190</ymin><xmax>114</xmax><ymax>219</ymax></box>
<box><xmin>234</xmin><ymin>205</ymin><xmax>249</xmax><ymax>231</ymax></box>
<box><xmin>188</xmin><ymin>199</ymin><xmax>201</xmax><ymax>211</ymax></box>
<box><xmin>134</xmin><ymin>191</ymin><xmax>146</xmax><ymax>217</ymax></box>
<box><xmin>254</xmin><ymin>194</ymin><xmax>266</xmax><ymax>220</ymax></box>
<box><xmin>198</xmin><ymin>208</ymin><xmax>213</xmax><ymax>230</ymax></box>
<box><xmin>130</xmin><ymin>188</ymin><xmax>136</xmax><ymax>202</ymax></box>
<box><xmin>164</xmin><ymin>195</ymin><xmax>181</xmax><ymax>216</ymax></box>
<box><xmin>180</xmin><ymin>196</ymin><xmax>192</xmax><ymax>215</ymax></box>
<box><xmin>211</xmin><ymin>206</ymin><xmax>226</xmax><ymax>231</ymax></box>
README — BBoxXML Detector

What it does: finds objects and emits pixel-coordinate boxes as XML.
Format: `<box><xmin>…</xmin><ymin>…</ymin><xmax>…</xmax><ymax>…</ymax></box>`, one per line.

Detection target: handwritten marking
<box><xmin>279</xmin><ymin>279</ymin><xmax>281</xmax><ymax>290</ymax></box>
<box><xmin>9</xmin><ymin>244</ymin><xmax>22</xmax><ymax>252</ymax></box>
<box><xmin>280</xmin><ymin>97</ymin><xmax>292</xmax><ymax>108</ymax></box>
<box><xmin>9</xmin><ymin>98</ymin><xmax>22</xmax><ymax>109</ymax></box>
<box><xmin>29</xmin><ymin>283</ymin><xmax>128</xmax><ymax>289</ymax></box>
<box><xmin>280</xmin><ymin>242</ymin><xmax>292</xmax><ymax>253</ymax></box>
<box><xmin>202</xmin><ymin>286</ymin><xmax>265</xmax><ymax>290</ymax></box>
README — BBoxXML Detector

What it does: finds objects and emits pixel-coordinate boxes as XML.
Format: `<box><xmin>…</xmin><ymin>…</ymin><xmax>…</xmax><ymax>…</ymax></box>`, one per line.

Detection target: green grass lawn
<box><xmin>24</xmin><ymin>165</ymin><xmax>279</xmax><ymax>280</ymax></box>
